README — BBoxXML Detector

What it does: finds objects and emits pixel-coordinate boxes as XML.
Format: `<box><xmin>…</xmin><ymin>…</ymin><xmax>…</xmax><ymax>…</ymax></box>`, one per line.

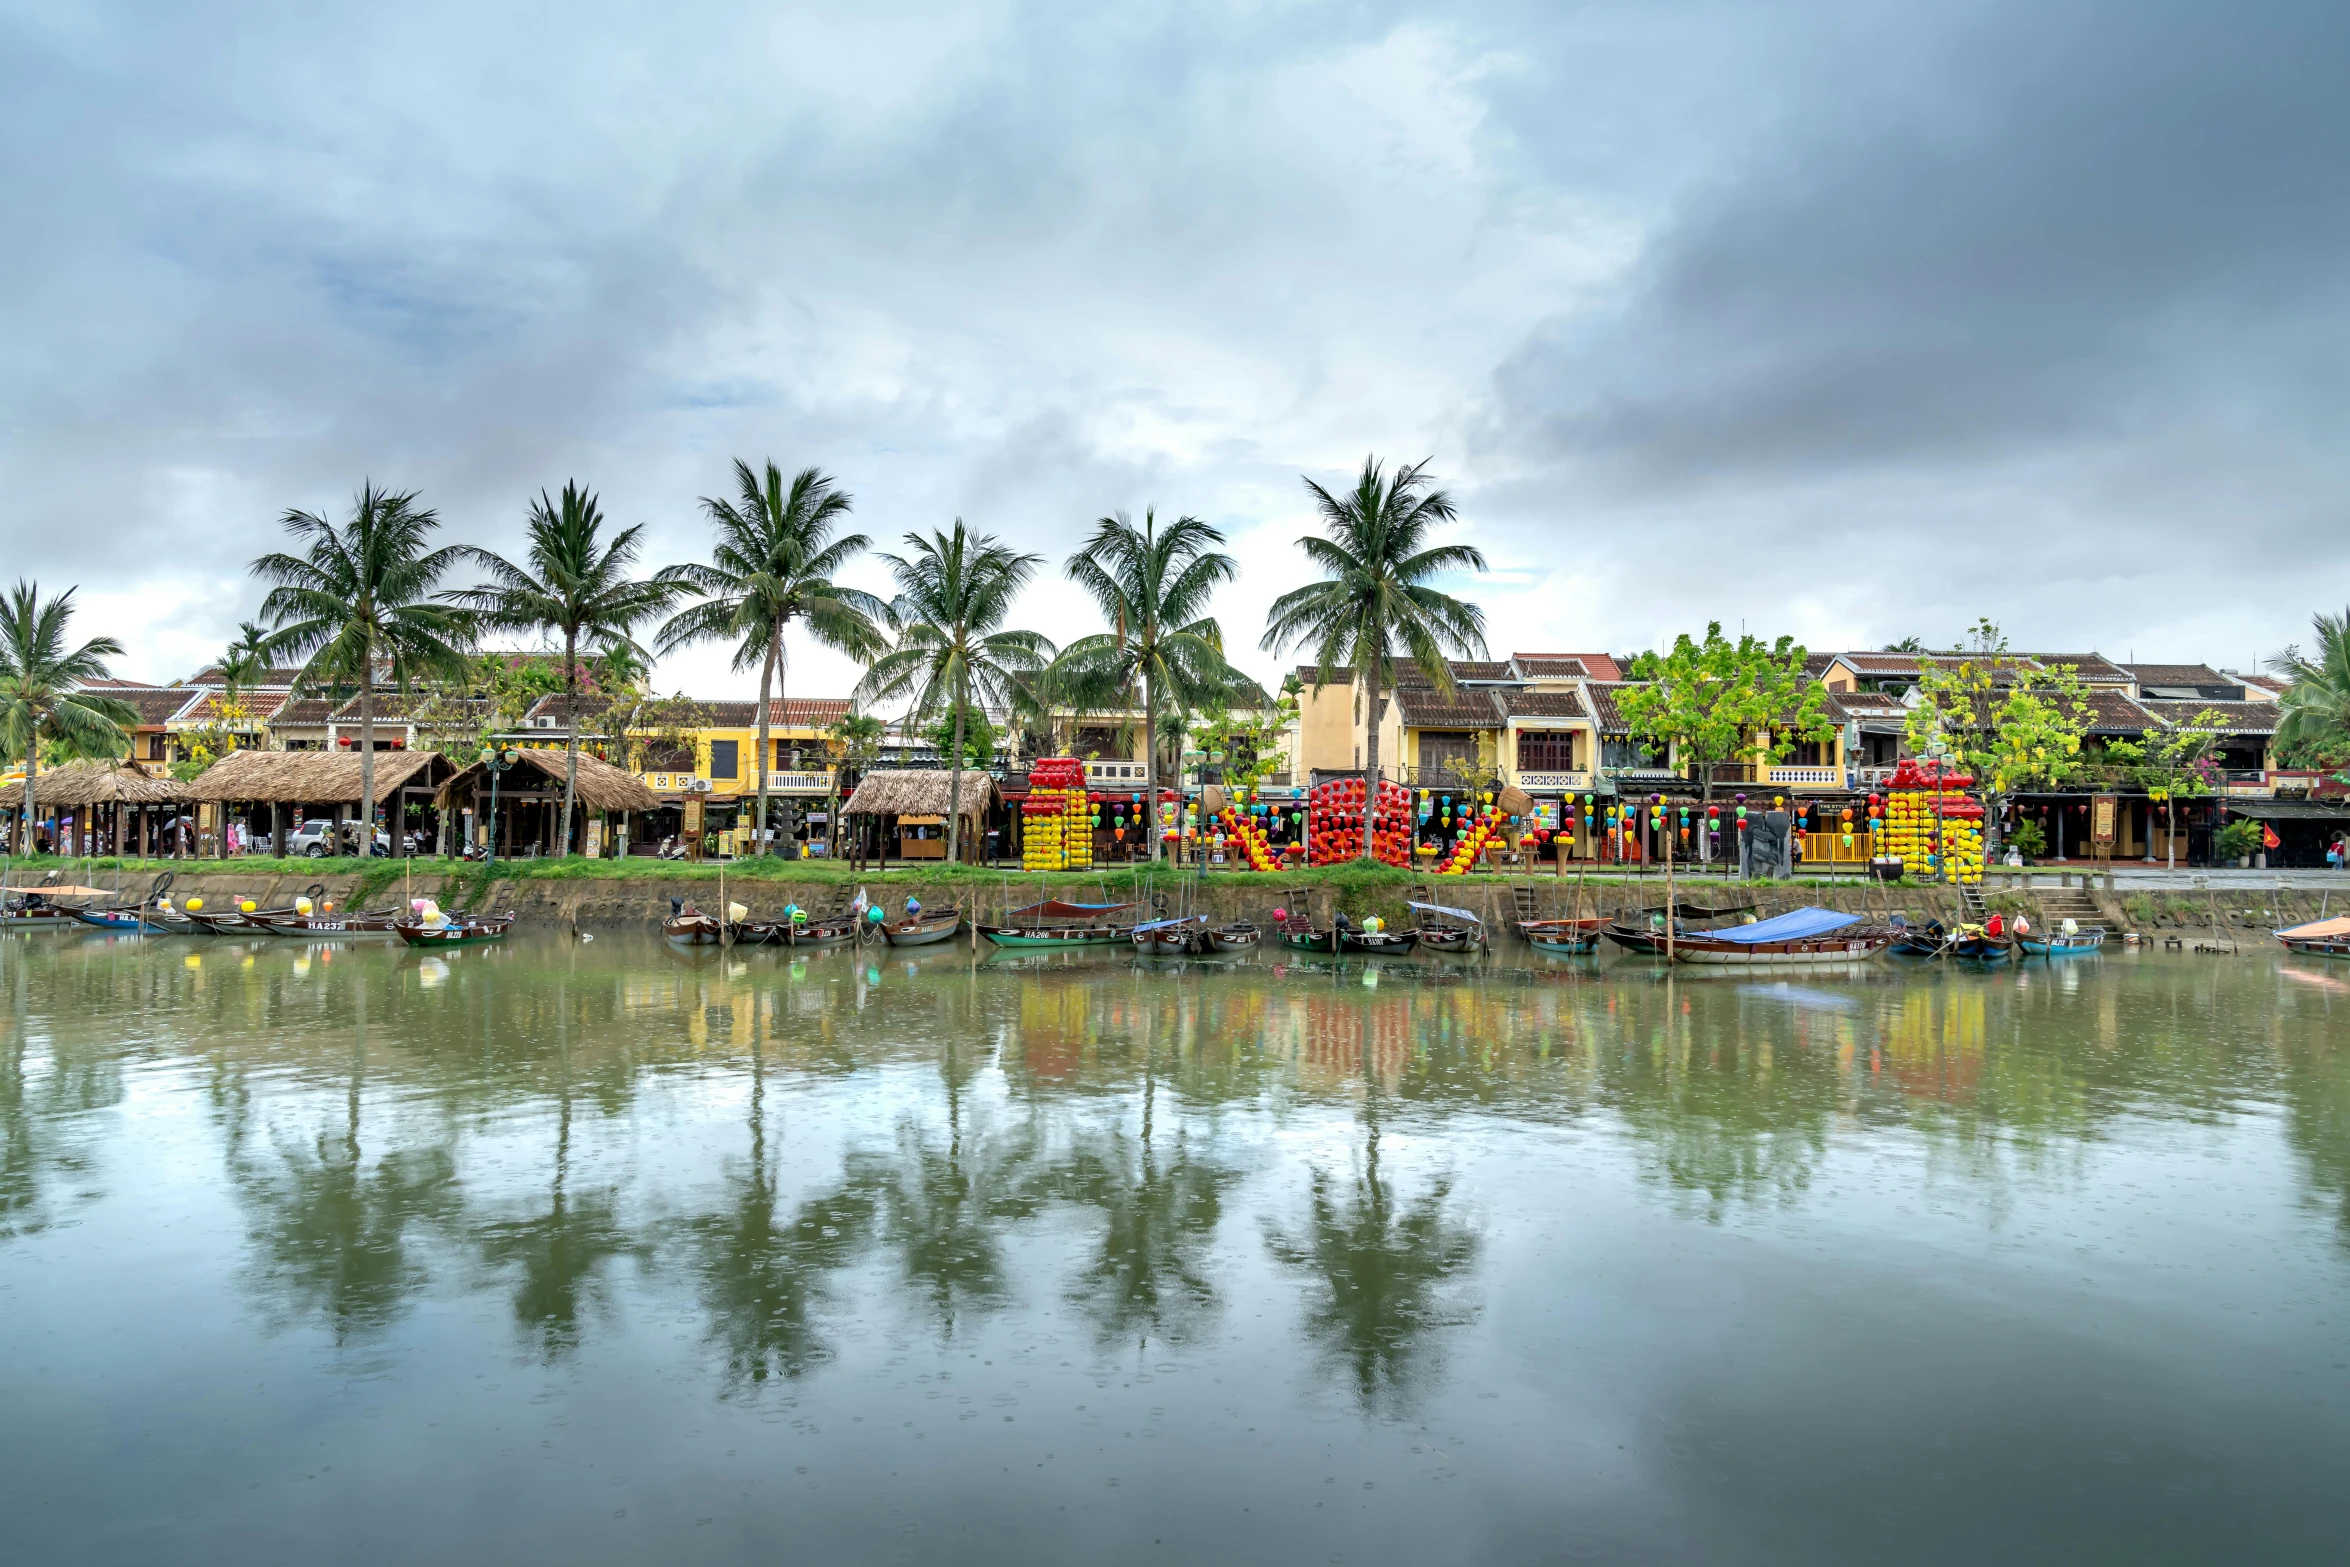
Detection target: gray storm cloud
<box><xmin>1</xmin><ymin>0</ymin><xmax>2339</xmax><ymax>693</ymax></box>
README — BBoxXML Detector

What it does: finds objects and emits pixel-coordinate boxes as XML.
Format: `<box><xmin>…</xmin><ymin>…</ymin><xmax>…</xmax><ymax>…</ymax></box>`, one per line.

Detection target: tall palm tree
<box><xmin>2269</xmin><ymin>609</ymin><xmax>2350</xmax><ymax>769</ymax></box>
<box><xmin>448</xmin><ymin>482</ymin><xmax>677</xmax><ymax>855</ymax></box>
<box><xmin>251</xmin><ymin>485</ymin><xmax>475</xmax><ymax>853</ymax></box>
<box><xmin>657</xmin><ymin>462</ymin><xmax>888</xmax><ymax>857</ymax></box>
<box><xmin>1054</xmin><ymin>510</ymin><xmax>1238</xmax><ymax>860</ymax></box>
<box><xmin>1259</xmin><ymin>457</ymin><xmax>1488</xmax><ymax>854</ymax></box>
<box><xmin>856</xmin><ymin>521</ymin><xmax>1053</xmax><ymax>864</ymax></box>
<box><xmin>0</xmin><ymin>582</ymin><xmax>138</xmax><ymax>854</ymax></box>
<box><xmin>219</xmin><ymin>620</ymin><xmax>277</xmax><ymax>698</ymax></box>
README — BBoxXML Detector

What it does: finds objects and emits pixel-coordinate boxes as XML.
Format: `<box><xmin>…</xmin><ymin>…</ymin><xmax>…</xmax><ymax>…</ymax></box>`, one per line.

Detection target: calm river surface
<box><xmin>4</xmin><ymin>930</ymin><xmax>2347</xmax><ymax>1564</ymax></box>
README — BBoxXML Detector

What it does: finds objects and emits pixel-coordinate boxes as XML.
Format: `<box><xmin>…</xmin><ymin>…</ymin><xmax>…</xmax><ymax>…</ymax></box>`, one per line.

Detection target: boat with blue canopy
<box><xmin>1664</xmin><ymin>907</ymin><xmax>1895</xmax><ymax>966</ymax></box>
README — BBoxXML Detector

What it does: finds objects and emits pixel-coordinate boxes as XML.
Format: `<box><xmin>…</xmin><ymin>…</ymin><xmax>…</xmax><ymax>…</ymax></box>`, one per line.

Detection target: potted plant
<box><xmin>2006</xmin><ymin>819</ymin><xmax>2047</xmax><ymax>865</ymax></box>
<box><xmin>2213</xmin><ymin>819</ymin><xmax>2263</xmax><ymax>868</ymax></box>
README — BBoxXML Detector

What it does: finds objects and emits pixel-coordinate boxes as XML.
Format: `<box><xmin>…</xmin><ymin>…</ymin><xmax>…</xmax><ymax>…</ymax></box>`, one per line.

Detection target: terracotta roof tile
<box><xmin>2136</xmin><ymin>699</ymin><xmax>2278</xmax><ymax>736</ymax></box>
<box><xmin>1393</xmin><ymin>691</ymin><xmax>1503</xmax><ymax>729</ymax></box>
<box><xmin>1584</xmin><ymin>681</ymin><xmax>1647</xmax><ymax>733</ymax></box>
<box><xmin>1501</xmin><ymin>689</ymin><xmax>1592</xmax><ymax>720</ymax></box>
<box><xmin>1511</xmin><ymin>652</ymin><xmax>1623</xmax><ymax>681</ymax></box>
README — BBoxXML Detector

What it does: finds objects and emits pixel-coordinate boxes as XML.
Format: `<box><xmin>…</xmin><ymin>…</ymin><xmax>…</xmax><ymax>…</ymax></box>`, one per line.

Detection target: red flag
<box><xmin>2263</xmin><ymin>824</ymin><xmax>2281</xmax><ymax>850</ymax></box>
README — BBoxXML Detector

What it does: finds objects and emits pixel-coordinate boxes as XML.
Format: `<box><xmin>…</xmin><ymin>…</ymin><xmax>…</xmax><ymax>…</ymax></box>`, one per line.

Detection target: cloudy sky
<box><xmin>4</xmin><ymin>0</ymin><xmax>2342</xmax><ymax>700</ymax></box>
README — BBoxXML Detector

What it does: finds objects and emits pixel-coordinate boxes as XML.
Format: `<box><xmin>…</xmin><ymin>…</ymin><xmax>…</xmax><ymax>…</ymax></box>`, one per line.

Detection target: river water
<box><xmin>3</xmin><ymin>930</ymin><xmax>2346</xmax><ymax>1564</ymax></box>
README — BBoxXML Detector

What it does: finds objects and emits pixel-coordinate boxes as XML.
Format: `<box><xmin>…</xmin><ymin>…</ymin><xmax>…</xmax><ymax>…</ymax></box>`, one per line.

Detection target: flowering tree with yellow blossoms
<box><xmin>1902</xmin><ymin>620</ymin><xmax>2093</xmax><ymax>852</ymax></box>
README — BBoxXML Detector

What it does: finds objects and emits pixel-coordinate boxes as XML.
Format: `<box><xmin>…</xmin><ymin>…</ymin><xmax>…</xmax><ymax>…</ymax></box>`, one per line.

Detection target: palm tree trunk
<box><xmin>755</xmin><ymin>634</ymin><xmax>777</xmax><ymax>859</ymax></box>
<box><xmin>1360</xmin><ymin>667</ymin><xmax>1381</xmax><ymax>862</ymax></box>
<box><xmin>23</xmin><ymin>735</ymin><xmax>39</xmax><ymax>857</ymax></box>
<box><xmin>1143</xmin><ymin>666</ymin><xmax>1160</xmax><ymax>861</ymax></box>
<box><xmin>560</xmin><ymin>630</ymin><xmax>581</xmax><ymax>857</ymax></box>
<box><xmin>358</xmin><ymin>664</ymin><xmax>376</xmax><ymax>862</ymax></box>
<box><xmin>948</xmin><ymin>680</ymin><xmax>967</xmax><ymax>866</ymax></box>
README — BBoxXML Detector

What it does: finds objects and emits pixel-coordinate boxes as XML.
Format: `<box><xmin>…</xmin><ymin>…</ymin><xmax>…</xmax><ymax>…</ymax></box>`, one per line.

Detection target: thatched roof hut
<box><xmin>0</xmin><ymin>761</ymin><xmax>186</xmax><ymax>808</ymax></box>
<box><xmin>181</xmin><ymin>748</ymin><xmax>454</xmax><ymax>804</ymax></box>
<box><xmin>842</xmin><ymin>768</ymin><xmax>999</xmax><ymax>821</ymax></box>
<box><xmin>433</xmin><ymin>748</ymin><xmax>659</xmax><ymax>813</ymax></box>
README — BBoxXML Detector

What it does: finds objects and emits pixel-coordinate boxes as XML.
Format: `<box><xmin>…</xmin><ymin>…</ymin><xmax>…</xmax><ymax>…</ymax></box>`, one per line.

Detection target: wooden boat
<box><xmin>1338</xmin><ymin>926</ymin><xmax>1419</xmax><ymax>956</ymax></box>
<box><xmin>1131</xmin><ymin>916</ymin><xmax>1207</xmax><ymax>956</ymax></box>
<box><xmin>983</xmin><ymin>898</ymin><xmax>1137</xmax><ymax>949</ymax></box>
<box><xmin>182</xmin><ymin>884</ymin><xmax>329</xmax><ymax>934</ymax></box>
<box><xmin>883</xmin><ymin>910</ymin><xmax>964</xmax><ymax>947</ymax></box>
<box><xmin>2018</xmin><ymin>929</ymin><xmax>2104</xmax><ymax>956</ymax></box>
<box><xmin>250</xmin><ymin>909</ymin><xmax>404</xmax><ymax>938</ymax></box>
<box><xmin>2276</xmin><ymin>916</ymin><xmax>2350</xmax><ymax>958</ymax></box>
<box><xmin>1948</xmin><ymin>933</ymin><xmax>2011</xmax><ymax>964</ymax></box>
<box><xmin>395</xmin><ymin>913</ymin><xmax>515</xmax><ymax>948</ymax></box>
<box><xmin>1888</xmin><ymin>925</ymin><xmax>1948</xmax><ymax>958</ymax></box>
<box><xmin>1518</xmin><ymin>915</ymin><xmax>1607</xmax><ymax>944</ymax></box>
<box><xmin>662</xmin><ymin>900</ymin><xmax>722</xmax><ymax>945</ymax></box>
<box><xmin>784</xmin><ymin>919</ymin><xmax>858</xmax><ymax>947</ymax></box>
<box><xmin>1600</xmin><ymin>920</ymin><xmax>1670</xmax><ymax>955</ymax></box>
<box><xmin>72</xmin><ymin>906</ymin><xmax>178</xmax><ymax>934</ymax></box>
<box><xmin>725</xmin><ymin>920</ymin><xmax>783</xmax><ymax>946</ymax></box>
<box><xmin>1276</xmin><ymin>922</ymin><xmax>1336</xmax><ymax>953</ymax></box>
<box><xmin>4</xmin><ymin>883</ymin><xmax>122</xmax><ymax>928</ymax></box>
<box><xmin>1527</xmin><ymin>927</ymin><xmax>1603</xmax><ymax>956</ymax></box>
<box><xmin>1410</xmin><ymin>900</ymin><xmax>1482</xmax><ymax>953</ymax></box>
<box><xmin>1665</xmin><ymin>907</ymin><xmax>1895</xmax><ymax>967</ymax></box>
<box><xmin>1205</xmin><ymin>920</ymin><xmax>1262</xmax><ymax>953</ymax></box>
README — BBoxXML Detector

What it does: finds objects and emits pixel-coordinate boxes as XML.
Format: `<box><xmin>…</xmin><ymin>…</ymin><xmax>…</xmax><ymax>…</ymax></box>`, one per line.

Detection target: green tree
<box><xmin>1259</xmin><ymin>457</ymin><xmax>1488</xmax><ymax>857</ymax></box>
<box><xmin>1619</xmin><ymin>623</ymin><xmax>1831</xmax><ymax>806</ymax></box>
<box><xmin>2100</xmin><ymin>706</ymin><xmax>2225</xmax><ymax>871</ymax></box>
<box><xmin>822</xmin><ymin>711</ymin><xmax>885</xmax><ymax>866</ymax></box>
<box><xmin>1054</xmin><ymin>510</ymin><xmax>1239</xmax><ymax>860</ymax></box>
<box><xmin>251</xmin><ymin>484</ymin><xmax>475</xmax><ymax>852</ymax></box>
<box><xmin>449</xmin><ymin>482</ymin><xmax>677</xmax><ymax>856</ymax></box>
<box><xmin>1191</xmin><ymin>692</ymin><xmax>1299</xmax><ymax>795</ymax></box>
<box><xmin>921</xmin><ymin>704</ymin><xmax>1000</xmax><ymax>768</ymax></box>
<box><xmin>1902</xmin><ymin>620</ymin><xmax>2094</xmax><ymax>854</ymax></box>
<box><xmin>657</xmin><ymin>462</ymin><xmax>888</xmax><ymax>858</ymax></box>
<box><xmin>0</xmin><ymin>582</ymin><xmax>138</xmax><ymax>853</ymax></box>
<box><xmin>2268</xmin><ymin>609</ymin><xmax>2350</xmax><ymax>773</ymax></box>
<box><xmin>857</xmin><ymin>521</ymin><xmax>1053</xmax><ymax>864</ymax></box>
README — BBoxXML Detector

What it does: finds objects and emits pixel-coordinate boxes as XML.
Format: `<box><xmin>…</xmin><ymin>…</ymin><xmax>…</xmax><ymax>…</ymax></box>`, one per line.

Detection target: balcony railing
<box><xmin>1511</xmin><ymin>770</ymin><xmax>1592</xmax><ymax>793</ymax></box>
<box><xmin>763</xmin><ymin>769</ymin><xmax>835</xmax><ymax>793</ymax></box>
<box><xmin>1767</xmin><ymin>765</ymin><xmax>1843</xmax><ymax>787</ymax></box>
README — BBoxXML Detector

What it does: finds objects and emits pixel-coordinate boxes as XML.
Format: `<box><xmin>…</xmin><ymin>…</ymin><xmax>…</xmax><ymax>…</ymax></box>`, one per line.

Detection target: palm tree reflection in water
<box><xmin>228</xmin><ymin>979</ymin><xmax>460</xmax><ymax>1346</ymax></box>
<box><xmin>687</xmin><ymin>1036</ymin><xmax>876</xmax><ymax>1393</ymax></box>
<box><xmin>472</xmin><ymin>975</ymin><xmax>636</xmax><ymax>1363</ymax></box>
<box><xmin>1265</xmin><ymin>1074</ymin><xmax>1480</xmax><ymax>1417</ymax></box>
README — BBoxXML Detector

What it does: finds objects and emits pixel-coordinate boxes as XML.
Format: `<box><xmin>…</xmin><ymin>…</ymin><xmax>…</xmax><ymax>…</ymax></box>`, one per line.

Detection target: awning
<box><xmin>2222</xmin><ymin>800</ymin><xmax>2350</xmax><ymax>821</ymax></box>
<box><xmin>1407</xmin><ymin>901</ymin><xmax>1481</xmax><ymax>925</ymax></box>
<box><xmin>2279</xmin><ymin>917</ymin><xmax>2350</xmax><ymax>940</ymax></box>
<box><xmin>1008</xmin><ymin>899</ymin><xmax>1136</xmax><ymax>919</ymax></box>
<box><xmin>1706</xmin><ymin>907</ymin><xmax>1858</xmax><ymax>944</ymax></box>
<box><xmin>1132</xmin><ymin>915</ymin><xmax>1206</xmax><ymax>933</ymax></box>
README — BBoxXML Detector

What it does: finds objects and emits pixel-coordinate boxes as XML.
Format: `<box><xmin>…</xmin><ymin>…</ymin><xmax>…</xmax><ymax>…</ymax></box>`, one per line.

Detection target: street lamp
<box><xmin>479</xmin><ymin>746</ymin><xmax>520</xmax><ymax>871</ymax></box>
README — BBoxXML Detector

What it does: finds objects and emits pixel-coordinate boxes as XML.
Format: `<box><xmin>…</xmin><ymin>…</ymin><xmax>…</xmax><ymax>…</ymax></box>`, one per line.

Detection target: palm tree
<box><xmin>1054</xmin><ymin>511</ymin><xmax>1238</xmax><ymax>860</ymax></box>
<box><xmin>657</xmin><ymin>462</ymin><xmax>888</xmax><ymax>857</ymax></box>
<box><xmin>448</xmin><ymin>482</ymin><xmax>677</xmax><ymax>855</ymax></box>
<box><xmin>1259</xmin><ymin>458</ymin><xmax>1488</xmax><ymax>854</ymax></box>
<box><xmin>251</xmin><ymin>485</ymin><xmax>475</xmax><ymax>854</ymax></box>
<box><xmin>2269</xmin><ymin>609</ymin><xmax>2350</xmax><ymax>769</ymax></box>
<box><xmin>0</xmin><ymin>582</ymin><xmax>138</xmax><ymax>855</ymax></box>
<box><xmin>219</xmin><ymin>620</ymin><xmax>278</xmax><ymax>698</ymax></box>
<box><xmin>857</xmin><ymin>521</ymin><xmax>1053</xmax><ymax>864</ymax></box>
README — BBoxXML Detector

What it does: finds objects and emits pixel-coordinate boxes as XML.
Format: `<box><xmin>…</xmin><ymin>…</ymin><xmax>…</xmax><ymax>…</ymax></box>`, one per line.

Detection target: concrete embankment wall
<box><xmin>74</xmin><ymin>867</ymin><xmax>2339</xmax><ymax>942</ymax></box>
<box><xmin>98</xmin><ymin>869</ymin><xmax>1965</xmax><ymax>932</ymax></box>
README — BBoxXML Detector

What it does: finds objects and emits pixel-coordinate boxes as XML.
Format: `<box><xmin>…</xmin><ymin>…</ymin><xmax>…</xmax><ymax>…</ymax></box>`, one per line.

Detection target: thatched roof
<box><xmin>0</xmin><ymin>761</ymin><xmax>186</xmax><ymax>808</ymax></box>
<box><xmin>843</xmin><ymin>768</ymin><xmax>998</xmax><ymax>820</ymax></box>
<box><xmin>434</xmin><ymin>748</ymin><xmax>659</xmax><ymax>812</ymax></box>
<box><xmin>181</xmin><ymin>748</ymin><xmax>451</xmax><ymax>803</ymax></box>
